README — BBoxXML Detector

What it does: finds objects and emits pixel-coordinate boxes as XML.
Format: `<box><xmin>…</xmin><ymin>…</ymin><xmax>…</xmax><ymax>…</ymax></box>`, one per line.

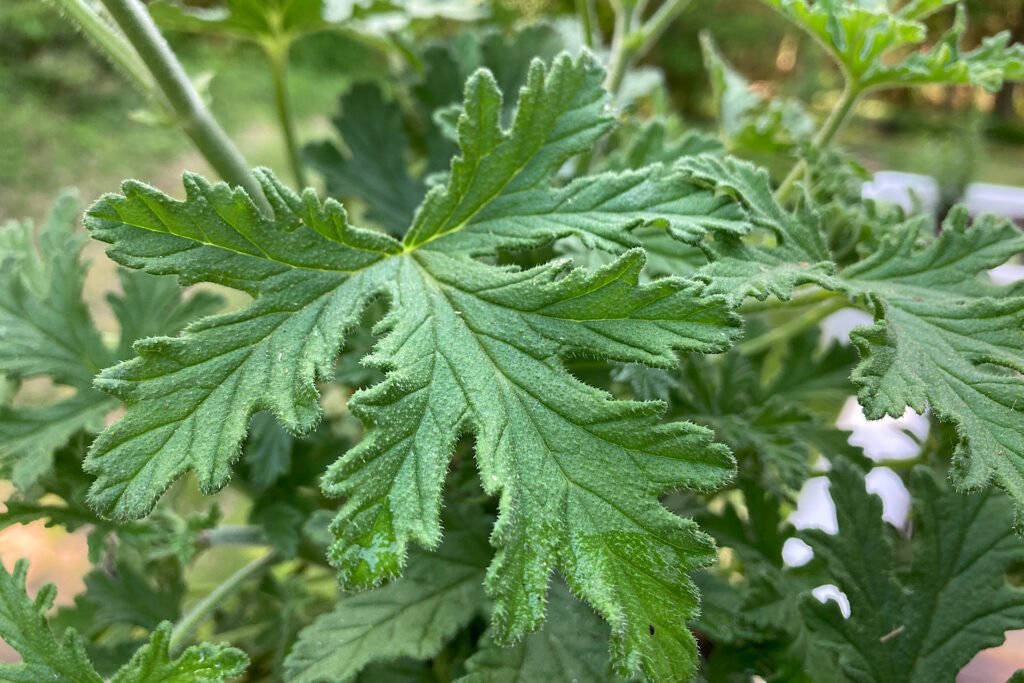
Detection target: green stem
<box><xmin>265</xmin><ymin>40</ymin><xmax>308</xmax><ymax>189</ymax></box>
<box><xmin>776</xmin><ymin>83</ymin><xmax>860</xmax><ymax>203</ymax></box>
<box><xmin>201</xmin><ymin>525</ymin><xmax>269</xmax><ymax>548</ymax></box>
<box><xmin>576</xmin><ymin>0</ymin><xmax>598</xmax><ymax>49</ymax></box>
<box><xmin>873</xmin><ymin>456</ymin><xmax>924</xmax><ymax>470</ymax></box>
<box><xmin>738</xmin><ymin>287</ymin><xmax>840</xmax><ymax>314</ymax></box>
<box><xmin>738</xmin><ymin>297</ymin><xmax>848</xmax><ymax>355</ymax></box>
<box><xmin>169</xmin><ymin>550</ymin><xmax>278</xmax><ymax>656</ymax></box>
<box><xmin>50</xmin><ymin>0</ymin><xmax>161</xmax><ymax>104</ymax></box>
<box><xmin>98</xmin><ymin>0</ymin><xmax>271</xmax><ymax>213</ymax></box>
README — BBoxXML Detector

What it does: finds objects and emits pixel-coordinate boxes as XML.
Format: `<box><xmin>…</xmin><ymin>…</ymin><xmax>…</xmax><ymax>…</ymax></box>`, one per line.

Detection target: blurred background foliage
<box><xmin>2</xmin><ymin>0</ymin><xmax>1024</xmax><ymax>222</ymax></box>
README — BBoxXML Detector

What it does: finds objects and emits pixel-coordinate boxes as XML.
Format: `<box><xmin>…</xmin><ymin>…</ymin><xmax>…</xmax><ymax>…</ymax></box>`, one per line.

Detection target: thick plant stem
<box><xmin>266</xmin><ymin>41</ymin><xmax>308</xmax><ymax>189</ymax></box>
<box><xmin>168</xmin><ymin>550</ymin><xmax>278</xmax><ymax>656</ymax></box>
<box><xmin>51</xmin><ymin>0</ymin><xmax>161</xmax><ymax>104</ymax></box>
<box><xmin>776</xmin><ymin>83</ymin><xmax>860</xmax><ymax>203</ymax></box>
<box><xmin>98</xmin><ymin>0</ymin><xmax>271</xmax><ymax>213</ymax></box>
<box><xmin>738</xmin><ymin>297</ymin><xmax>848</xmax><ymax>355</ymax></box>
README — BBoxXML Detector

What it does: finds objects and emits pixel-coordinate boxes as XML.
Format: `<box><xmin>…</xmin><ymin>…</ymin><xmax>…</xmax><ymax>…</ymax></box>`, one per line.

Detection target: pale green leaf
<box><xmin>700</xmin><ymin>32</ymin><xmax>813</xmax><ymax>151</ymax></box>
<box><xmin>0</xmin><ymin>558</ymin><xmax>103</xmax><ymax>683</ymax></box>
<box><xmin>110</xmin><ymin>623</ymin><xmax>248</xmax><ymax>683</ymax></box>
<box><xmin>762</xmin><ymin>0</ymin><xmax>1024</xmax><ymax>92</ymax></box>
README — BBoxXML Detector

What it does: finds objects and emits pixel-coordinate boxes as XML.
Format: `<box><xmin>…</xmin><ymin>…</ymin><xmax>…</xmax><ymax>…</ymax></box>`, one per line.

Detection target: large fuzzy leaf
<box><xmin>85</xmin><ymin>53</ymin><xmax>742</xmax><ymax>679</ymax></box>
<box><xmin>803</xmin><ymin>460</ymin><xmax>1024</xmax><ymax>681</ymax></box>
<box><xmin>843</xmin><ymin>208</ymin><xmax>1024</xmax><ymax>522</ymax></box>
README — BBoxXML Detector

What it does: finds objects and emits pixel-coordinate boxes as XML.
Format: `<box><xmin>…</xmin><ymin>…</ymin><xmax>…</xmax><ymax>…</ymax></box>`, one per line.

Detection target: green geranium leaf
<box><xmin>85</xmin><ymin>53</ymin><xmax>742</xmax><ymax>679</ymax></box>
<box><xmin>285</xmin><ymin>506</ymin><xmax>490</xmax><ymax>682</ymax></box>
<box><xmin>677</xmin><ymin>154</ymin><xmax>834</xmax><ymax>303</ymax></box>
<box><xmin>803</xmin><ymin>459</ymin><xmax>1024</xmax><ymax>681</ymax></box>
<box><xmin>0</xmin><ymin>194</ymin><xmax>221</xmax><ymax>490</ymax></box>
<box><xmin>457</xmin><ymin>581</ymin><xmax>615</xmax><ymax>683</ymax></box>
<box><xmin>843</xmin><ymin>208</ymin><xmax>1024</xmax><ymax>523</ymax></box>
<box><xmin>762</xmin><ymin>0</ymin><xmax>1024</xmax><ymax>92</ymax></box>
<box><xmin>0</xmin><ymin>560</ymin><xmax>246</xmax><ymax>683</ymax></box>
<box><xmin>0</xmin><ymin>558</ymin><xmax>104</xmax><ymax>683</ymax></box>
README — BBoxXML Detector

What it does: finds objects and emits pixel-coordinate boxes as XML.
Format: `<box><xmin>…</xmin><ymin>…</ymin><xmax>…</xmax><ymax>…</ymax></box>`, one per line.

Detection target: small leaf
<box><xmin>0</xmin><ymin>558</ymin><xmax>103</xmax><ymax>683</ymax></box>
<box><xmin>110</xmin><ymin>622</ymin><xmax>248</xmax><ymax>683</ymax></box>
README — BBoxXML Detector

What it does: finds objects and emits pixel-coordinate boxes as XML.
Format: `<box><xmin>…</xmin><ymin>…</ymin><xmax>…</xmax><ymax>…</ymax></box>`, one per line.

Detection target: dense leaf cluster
<box><xmin>2</xmin><ymin>0</ymin><xmax>1024</xmax><ymax>681</ymax></box>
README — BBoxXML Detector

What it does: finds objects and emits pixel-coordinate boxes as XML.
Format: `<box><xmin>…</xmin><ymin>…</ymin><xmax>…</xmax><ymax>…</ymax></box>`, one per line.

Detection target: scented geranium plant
<box><xmin>3</xmin><ymin>0</ymin><xmax>1024</xmax><ymax>680</ymax></box>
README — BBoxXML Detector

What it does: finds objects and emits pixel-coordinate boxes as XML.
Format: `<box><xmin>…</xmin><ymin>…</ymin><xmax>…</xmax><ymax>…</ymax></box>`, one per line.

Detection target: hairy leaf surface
<box><xmin>85</xmin><ymin>53</ymin><xmax>742</xmax><ymax>679</ymax></box>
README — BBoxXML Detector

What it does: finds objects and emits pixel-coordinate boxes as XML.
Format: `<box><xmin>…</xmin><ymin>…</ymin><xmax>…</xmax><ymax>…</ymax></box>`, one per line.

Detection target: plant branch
<box><xmin>738</xmin><ymin>297</ymin><xmax>848</xmax><ymax>355</ymax></box>
<box><xmin>50</xmin><ymin>0</ymin><xmax>162</xmax><ymax>105</ymax></box>
<box><xmin>576</xmin><ymin>0</ymin><xmax>598</xmax><ymax>49</ymax></box>
<box><xmin>200</xmin><ymin>525</ymin><xmax>270</xmax><ymax>548</ymax></box>
<box><xmin>775</xmin><ymin>83</ymin><xmax>861</xmax><ymax>203</ymax></box>
<box><xmin>606</xmin><ymin>0</ymin><xmax>693</xmax><ymax>95</ymax></box>
<box><xmin>738</xmin><ymin>287</ymin><xmax>841</xmax><ymax>314</ymax></box>
<box><xmin>98</xmin><ymin>0</ymin><xmax>271</xmax><ymax>213</ymax></box>
<box><xmin>265</xmin><ymin>40</ymin><xmax>308</xmax><ymax>189</ymax></box>
<box><xmin>168</xmin><ymin>550</ymin><xmax>278</xmax><ymax>656</ymax></box>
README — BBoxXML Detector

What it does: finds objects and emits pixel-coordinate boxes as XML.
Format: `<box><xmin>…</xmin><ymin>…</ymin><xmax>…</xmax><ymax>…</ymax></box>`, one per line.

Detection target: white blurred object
<box><xmin>813</xmin><ymin>584</ymin><xmax>851</xmax><ymax>618</ymax></box>
<box><xmin>837</xmin><ymin>396</ymin><xmax>929</xmax><ymax>463</ymax></box>
<box><xmin>789</xmin><ymin>475</ymin><xmax>837</xmax><ymax>534</ymax></box>
<box><xmin>990</xmin><ymin>263</ymin><xmax>1024</xmax><ymax>285</ymax></box>
<box><xmin>963</xmin><ymin>183</ymin><xmax>1024</xmax><ymax>219</ymax></box>
<box><xmin>862</xmin><ymin>171</ymin><xmax>940</xmax><ymax>215</ymax></box>
<box><xmin>866</xmin><ymin>467</ymin><xmax>912</xmax><ymax>529</ymax></box>
<box><xmin>821</xmin><ymin>308</ymin><xmax>874</xmax><ymax>345</ymax></box>
<box><xmin>782</xmin><ymin>537</ymin><xmax>814</xmax><ymax>567</ymax></box>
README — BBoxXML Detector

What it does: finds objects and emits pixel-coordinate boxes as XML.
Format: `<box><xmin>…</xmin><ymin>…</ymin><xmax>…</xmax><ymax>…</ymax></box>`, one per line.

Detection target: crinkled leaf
<box><xmin>802</xmin><ymin>459</ymin><xmax>1024</xmax><ymax>681</ymax></box>
<box><xmin>762</xmin><ymin>0</ymin><xmax>1024</xmax><ymax>91</ymax></box>
<box><xmin>677</xmin><ymin>154</ymin><xmax>834</xmax><ymax>303</ymax></box>
<box><xmin>843</xmin><ymin>208</ymin><xmax>1024</xmax><ymax>523</ymax></box>
<box><xmin>284</xmin><ymin>506</ymin><xmax>490</xmax><ymax>682</ymax></box>
<box><xmin>110</xmin><ymin>622</ymin><xmax>248</xmax><ymax>683</ymax></box>
<box><xmin>85</xmin><ymin>53</ymin><xmax>741</xmax><ymax>679</ymax></box>
<box><xmin>305</xmin><ymin>84</ymin><xmax>424</xmax><ymax>236</ymax></box>
<box><xmin>0</xmin><ymin>558</ymin><xmax>103</xmax><ymax>683</ymax></box>
<box><xmin>150</xmin><ymin>0</ymin><xmax>330</xmax><ymax>43</ymax></box>
<box><xmin>457</xmin><ymin>580</ymin><xmax>615</xmax><ymax>683</ymax></box>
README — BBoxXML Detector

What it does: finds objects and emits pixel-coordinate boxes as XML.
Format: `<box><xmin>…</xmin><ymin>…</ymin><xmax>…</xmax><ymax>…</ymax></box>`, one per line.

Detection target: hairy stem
<box><xmin>738</xmin><ymin>297</ymin><xmax>848</xmax><ymax>355</ymax></box>
<box><xmin>169</xmin><ymin>550</ymin><xmax>278</xmax><ymax>656</ymax></box>
<box><xmin>50</xmin><ymin>0</ymin><xmax>161</xmax><ymax>104</ymax></box>
<box><xmin>266</xmin><ymin>40</ymin><xmax>308</xmax><ymax>189</ymax></box>
<box><xmin>776</xmin><ymin>83</ymin><xmax>860</xmax><ymax>203</ymax></box>
<box><xmin>98</xmin><ymin>0</ymin><xmax>271</xmax><ymax>213</ymax></box>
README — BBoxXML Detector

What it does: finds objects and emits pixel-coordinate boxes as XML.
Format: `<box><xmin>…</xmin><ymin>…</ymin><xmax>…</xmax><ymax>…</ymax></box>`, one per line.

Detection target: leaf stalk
<box><xmin>738</xmin><ymin>296</ymin><xmax>848</xmax><ymax>355</ymax></box>
<box><xmin>97</xmin><ymin>0</ymin><xmax>271</xmax><ymax>213</ymax></box>
<box><xmin>168</xmin><ymin>550</ymin><xmax>278</xmax><ymax>656</ymax></box>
